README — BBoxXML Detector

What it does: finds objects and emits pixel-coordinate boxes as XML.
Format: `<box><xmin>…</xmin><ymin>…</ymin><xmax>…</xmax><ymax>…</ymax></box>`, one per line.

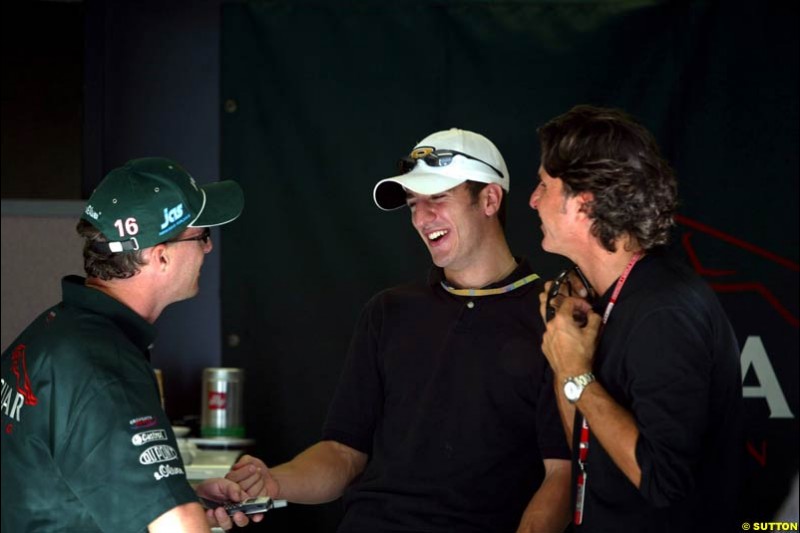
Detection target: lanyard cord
<box><xmin>574</xmin><ymin>251</ymin><xmax>642</xmax><ymax>525</ymax></box>
<box><xmin>440</xmin><ymin>273</ymin><xmax>540</xmax><ymax>297</ymax></box>
<box><xmin>601</xmin><ymin>252</ymin><xmax>642</xmax><ymax>324</ymax></box>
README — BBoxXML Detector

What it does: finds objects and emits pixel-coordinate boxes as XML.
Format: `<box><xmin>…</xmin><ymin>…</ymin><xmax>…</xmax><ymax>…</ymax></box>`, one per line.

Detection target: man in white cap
<box><xmin>229</xmin><ymin>130</ymin><xmax>572</xmax><ymax>532</ymax></box>
<box><xmin>1</xmin><ymin>157</ymin><xmax>257</xmax><ymax>532</ymax></box>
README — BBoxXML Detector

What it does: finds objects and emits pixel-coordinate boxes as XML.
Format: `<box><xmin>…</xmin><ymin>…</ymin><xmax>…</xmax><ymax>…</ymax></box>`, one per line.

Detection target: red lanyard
<box><xmin>574</xmin><ymin>251</ymin><xmax>642</xmax><ymax>525</ymax></box>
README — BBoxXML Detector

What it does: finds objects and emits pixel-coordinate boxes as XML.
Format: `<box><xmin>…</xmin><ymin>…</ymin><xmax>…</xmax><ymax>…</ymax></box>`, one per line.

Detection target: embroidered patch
<box><xmin>139</xmin><ymin>444</ymin><xmax>179</xmax><ymax>465</ymax></box>
<box><xmin>131</xmin><ymin>429</ymin><xmax>168</xmax><ymax>446</ymax></box>
<box><xmin>153</xmin><ymin>464</ymin><xmax>185</xmax><ymax>480</ymax></box>
<box><xmin>129</xmin><ymin>416</ymin><xmax>157</xmax><ymax>430</ymax></box>
<box><xmin>11</xmin><ymin>344</ymin><xmax>38</xmax><ymax>406</ymax></box>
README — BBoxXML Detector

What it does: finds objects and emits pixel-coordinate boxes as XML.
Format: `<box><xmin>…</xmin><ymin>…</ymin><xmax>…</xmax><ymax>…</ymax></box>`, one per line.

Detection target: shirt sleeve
<box><xmin>55</xmin><ymin>362</ymin><xmax>197</xmax><ymax>532</ymax></box>
<box><xmin>627</xmin><ymin>306</ymin><xmax>714</xmax><ymax>507</ymax></box>
<box><xmin>536</xmin><ymin>365</ymin><xmax>572</xmax><ymax>460</ymax></box>
<box><xmin>322</xmin><ymin>295</ymin><xmax>384</xmax><ymax>455</ymax></box>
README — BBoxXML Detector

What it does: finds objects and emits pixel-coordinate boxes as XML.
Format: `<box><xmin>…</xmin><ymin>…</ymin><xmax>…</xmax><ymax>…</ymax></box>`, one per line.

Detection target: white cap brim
<box><xmin>373</xmin><ymin>172</ymin><xmax>468</xmax><ymax>211</ymax></box>
<box><xmin>373</xmin><ymin>158</ymin><xmax>507</xmax><ymax>211</ymax></box>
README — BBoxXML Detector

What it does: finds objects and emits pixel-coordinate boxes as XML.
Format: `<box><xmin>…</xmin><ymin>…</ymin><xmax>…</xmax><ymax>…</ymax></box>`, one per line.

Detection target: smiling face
<box><xmin>529</xmin><ymin>166</ymin><xmax>582</xmax><ymax>256</ymax></box>
<box><xmin>406</xmin><ymin>182</ymin><xmax>489</xmax><ymax>273</ymax></box>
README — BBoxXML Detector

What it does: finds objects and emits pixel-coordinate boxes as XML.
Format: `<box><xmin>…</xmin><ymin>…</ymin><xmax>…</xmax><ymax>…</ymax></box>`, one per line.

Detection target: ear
<box><xmin>574</xmin><ymin>191</ymin><xmax>595</xmax><ymax>217</ymax></box>
<box><xmin>481</xmin><ymin>183</ymin><xmax>504</xmax><ymax>217</ymax></box>
<box><xmin>148</xmin><ymin>244</ymin><xmax>171</xmax><ymax>272</ymax></box>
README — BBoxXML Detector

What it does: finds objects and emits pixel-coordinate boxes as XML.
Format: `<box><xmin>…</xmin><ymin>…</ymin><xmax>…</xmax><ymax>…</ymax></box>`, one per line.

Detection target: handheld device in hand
<box><xmin>202</xmin><ymin>496</ymin><xmax>281</xmax><ymax>516</ymax></box>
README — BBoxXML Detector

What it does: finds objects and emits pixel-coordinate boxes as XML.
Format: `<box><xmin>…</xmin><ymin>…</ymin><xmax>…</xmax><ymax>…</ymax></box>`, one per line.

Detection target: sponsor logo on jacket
<box><xmin>139</xmin><ymin>444</ymin><xmax>179</xmax><ymax>465</ymax></box>
<box><xmin>129</xmin><ymin>415</ymin><xmax>157</xmax><ymax>430</ymax></box>
<box><xmin>131</xmin><ymin>429</ymin><xmax>168</xmax><ymax>446</ymax></box>
<box><xmin>153</xmin><ymin>464</ymin><xmax>185</xmax><ymax>480</ymax></box>
<box><xmin>1</xmin><ymin>345</ymin><xmax>38</xmax><ymax>428</ymax></box>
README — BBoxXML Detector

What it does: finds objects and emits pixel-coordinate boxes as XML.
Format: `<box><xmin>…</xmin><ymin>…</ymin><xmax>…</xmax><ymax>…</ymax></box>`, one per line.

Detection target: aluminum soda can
<box><xmin>201</xmin><ymin>367</ymin><xmax>245</xmax><ymax>437</ymax></box>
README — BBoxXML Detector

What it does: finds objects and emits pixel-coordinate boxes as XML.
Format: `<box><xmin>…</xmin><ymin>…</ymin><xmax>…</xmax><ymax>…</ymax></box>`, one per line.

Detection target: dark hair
<box><xmin>537</xmin><ymin>105</ymin><xmax>677</xmax><ymax>252</ymax></box>
<box><xmin>76</xmin><ymin>219</ymin><xmax>148</xmax><ymax>280</ymax></box>
<box><xmin>464</xmin><ymin>180</ymin><xmax>507</xmax><ymax>229</ymax></box>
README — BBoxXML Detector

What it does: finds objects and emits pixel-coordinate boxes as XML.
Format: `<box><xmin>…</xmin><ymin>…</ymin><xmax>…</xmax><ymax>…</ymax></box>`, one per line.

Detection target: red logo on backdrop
<box><xmin>677</xmin><ymin>215</ymin><xmax>798</xmax><ymax>328</ymax></box>
<box><xmin>11</xmin><ymin>344</ymin><xmax>38</xmax><ymax>406</ymax></box>
<box><xmin>677</xmin><ymin>215</ymin><xmax>799</xmax><ymax>470</ymax></box>
<box><xmin>208</xmin><ymin>391</ymin><xmax>227</xmax><ymax>410</ymax></box>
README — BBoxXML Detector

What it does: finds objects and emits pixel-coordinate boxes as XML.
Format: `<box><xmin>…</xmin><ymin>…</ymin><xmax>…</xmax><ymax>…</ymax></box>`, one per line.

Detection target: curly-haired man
<box><xmin>530</xmin><ymin>105</ymin><xmax>742</xmax><ymax>532</ymax></box>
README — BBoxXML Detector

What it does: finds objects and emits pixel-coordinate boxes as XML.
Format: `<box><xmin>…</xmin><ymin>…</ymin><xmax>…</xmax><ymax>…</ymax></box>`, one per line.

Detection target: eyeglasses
<box><xmin>546</xmin><ymin>264</ymin><xmax>593</xmax><ymax>324</ymax></box>
<box><xmin>398</xmin><ymin>146</ymin><xmax>505</xmax><ymax>179</ymax></box>
<box><xmin>166</xmin><ymin>228</ymin><xmax>211</xmax><ymax>245</ymax></box>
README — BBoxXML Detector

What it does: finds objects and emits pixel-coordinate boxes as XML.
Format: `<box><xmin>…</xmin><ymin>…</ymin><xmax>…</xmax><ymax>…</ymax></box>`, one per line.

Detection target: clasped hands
<box><xmin>539</xmin><ymin>270</ymin><xmax>602</xmax><ymax>380</ymax></box>
<box><xmin>196</xmin><ymin>456</ymin><xmax>273</xmax><ymax>530</ymax></box>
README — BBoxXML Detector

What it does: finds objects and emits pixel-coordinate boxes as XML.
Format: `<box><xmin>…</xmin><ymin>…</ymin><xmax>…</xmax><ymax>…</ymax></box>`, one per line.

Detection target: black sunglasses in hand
<box><xmin>546</xmin><ymin>265</ymin><xmax>594</xmax><ymax>325</ymax></box>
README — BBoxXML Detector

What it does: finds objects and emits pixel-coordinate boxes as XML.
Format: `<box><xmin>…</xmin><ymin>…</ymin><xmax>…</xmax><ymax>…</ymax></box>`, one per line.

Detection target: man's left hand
<box><xmin>539</xmin><ymin>282</ymin><xmax>602</xmax><ymax>379</ymax></box>
<box><xmin>196</xmin><ymin>477</ymin><xmax>265</xmax><ymax>530</ymax></box>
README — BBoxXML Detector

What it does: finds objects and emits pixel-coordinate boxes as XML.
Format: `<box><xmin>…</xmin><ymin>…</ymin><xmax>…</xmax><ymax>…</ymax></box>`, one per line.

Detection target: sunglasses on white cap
<box><xmin>397</xmin><ymin>146</ymin><xmax>505</xmax><ymax>179</ymax></box>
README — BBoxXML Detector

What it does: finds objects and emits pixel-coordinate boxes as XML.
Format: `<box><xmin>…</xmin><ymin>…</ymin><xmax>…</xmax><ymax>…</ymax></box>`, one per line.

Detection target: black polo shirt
<box><xmin>1</xmin><ymin>276</ymin><xmax>197</xmax><ymax>532</ymax></box>
<box><xmin>573</xmin><ymin>252</ymin><xmax>743</xmax><ymax>532</ymax></box>
<box><xmin>323</xmin><ymin>259</ymin><xmax>570</xmax><ymax>533</ymax></box>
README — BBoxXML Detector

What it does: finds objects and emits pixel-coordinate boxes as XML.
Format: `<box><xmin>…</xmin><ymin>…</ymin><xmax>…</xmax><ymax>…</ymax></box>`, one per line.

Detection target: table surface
<box><xmin>186</xmin><ymin>448</ymin><xmax>243</xmax><ymax>480</ymax></box>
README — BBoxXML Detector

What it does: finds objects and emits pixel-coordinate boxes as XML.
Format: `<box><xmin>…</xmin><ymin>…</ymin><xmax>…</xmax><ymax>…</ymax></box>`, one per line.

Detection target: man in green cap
<box><xmin>0</xmin><ymin>158</ymin><xmax>255</xmax><ymax>532</ymax></box>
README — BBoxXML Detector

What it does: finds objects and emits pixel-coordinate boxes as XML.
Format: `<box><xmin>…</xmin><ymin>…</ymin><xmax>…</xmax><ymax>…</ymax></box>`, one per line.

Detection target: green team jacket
<box><xmin>1</xmin><ymin>275</ymin><xmax>197</xmax><ymax>532</ymax></box>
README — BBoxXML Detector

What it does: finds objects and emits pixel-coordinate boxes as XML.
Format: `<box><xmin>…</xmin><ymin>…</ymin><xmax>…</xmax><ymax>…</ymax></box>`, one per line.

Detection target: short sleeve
<box><xmin>536</xmin><ymin>364</ymin><xmax>571</xmax><ymax>460</ymax></box>
<box><xmin>322</xmin><ymin>296</ymin><xmax>384</xmax><ymax>454</ymax></box>
<box><xmin>56</xmin><ymin>368</ymin><xmax>197</xmax><ymax>531</ymax></box>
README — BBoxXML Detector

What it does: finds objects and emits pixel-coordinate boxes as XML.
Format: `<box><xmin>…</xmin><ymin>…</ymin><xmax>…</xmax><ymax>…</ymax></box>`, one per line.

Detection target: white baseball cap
<box><xmin>373</xmin><ymin>128</ymin><xmax>510</xmax><ymax>211</ymax></box>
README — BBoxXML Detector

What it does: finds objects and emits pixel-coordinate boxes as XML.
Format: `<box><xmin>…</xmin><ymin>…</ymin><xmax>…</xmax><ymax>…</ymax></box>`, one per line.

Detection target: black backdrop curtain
<box><xmin>221</xmin><ymin>1</ymin><xmax>798</xmax><ymax>530</ymax></box>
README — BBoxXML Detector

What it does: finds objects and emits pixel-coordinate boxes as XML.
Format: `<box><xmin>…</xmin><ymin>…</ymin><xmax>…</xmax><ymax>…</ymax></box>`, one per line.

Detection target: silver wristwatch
<box><xmin>563</xmin><ymin>372</ymin><xmax>595</xmax><ymax>404</ymax></box>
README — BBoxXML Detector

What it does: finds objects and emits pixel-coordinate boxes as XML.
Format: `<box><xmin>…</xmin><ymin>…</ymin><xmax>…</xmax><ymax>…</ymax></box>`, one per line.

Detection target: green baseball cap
<box><xmin>81</xmin><ymin>157</ymin><xmax>244</xmax><ymax>253</ymax></box>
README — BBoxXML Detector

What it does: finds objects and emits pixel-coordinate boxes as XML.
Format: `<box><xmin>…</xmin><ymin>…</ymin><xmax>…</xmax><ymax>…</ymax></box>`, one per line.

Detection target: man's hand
<box><xmin>539</xmin><ymin>282</ymin><xmax>602</xmax><ymax>379</ymax></box>
<box><xmin>226</xmin><ymin>454</ymin><xmax>279</xmax><ymax>499</ymax></box>
<box><xmin>196</xmin><ymin>476</ymin><xmax>264</xmax><ymax>529</ymax></box>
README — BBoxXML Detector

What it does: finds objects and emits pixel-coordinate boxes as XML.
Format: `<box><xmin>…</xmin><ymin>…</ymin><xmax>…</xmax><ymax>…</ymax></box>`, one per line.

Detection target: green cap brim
<box><xmin>189</xmin><ymin>180</ymin><xmax>244</xmax><ymax>228</ymax></box>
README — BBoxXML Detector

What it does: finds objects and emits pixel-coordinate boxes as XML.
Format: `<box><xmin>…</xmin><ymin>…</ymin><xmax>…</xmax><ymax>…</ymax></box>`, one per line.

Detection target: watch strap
<box><xmin>572</xmin><ymin>372</ymin><xmax>595</xmax><ymax>388</ymax></box>
<box><xmin>564</xmin><ymin>372</ymin><xmax>596</xmax><ymax>403</ymax></box>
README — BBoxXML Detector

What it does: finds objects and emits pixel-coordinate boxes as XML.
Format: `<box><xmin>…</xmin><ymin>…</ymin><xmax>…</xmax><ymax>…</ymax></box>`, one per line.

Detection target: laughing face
<box><xmin>406</xmin><ymin>182</ymin><xmax>487</xmax><ymax>272</ymax></box>
<box><xmin>529</xmin><ymin>166</ymin><xmax>579</xmax><ymax>256</ymax></box>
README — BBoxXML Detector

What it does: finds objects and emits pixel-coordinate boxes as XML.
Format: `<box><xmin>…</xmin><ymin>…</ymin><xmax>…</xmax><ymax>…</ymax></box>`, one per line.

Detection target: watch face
<box><xmin>564</xmin><ymin>381</ymin><xmax>580</xmax><ymax>401</ymax></box>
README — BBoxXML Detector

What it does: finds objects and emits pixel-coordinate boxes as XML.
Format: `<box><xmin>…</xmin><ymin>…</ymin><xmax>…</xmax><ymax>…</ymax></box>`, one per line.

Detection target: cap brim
<box><xmin>373</xmin><ymin>172</ymin><xmax>467</xmax><ymax>211</ymax></box>
<box><xmin>190</xmin><ymin>180</ymin><xmax>244</xmax><ymax>227</ymax></box>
